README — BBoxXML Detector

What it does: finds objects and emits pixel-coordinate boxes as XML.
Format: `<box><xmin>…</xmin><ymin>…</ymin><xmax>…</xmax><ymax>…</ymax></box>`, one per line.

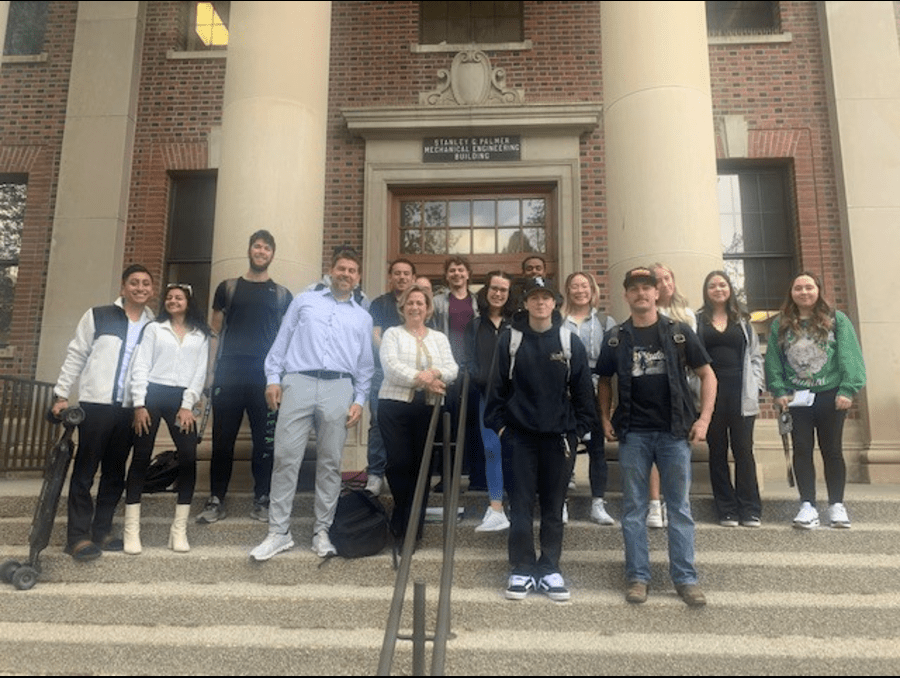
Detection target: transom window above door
<box><xmin>399</xmin><ymin>196</ymin><xmax>546</xmax><ymax>256</ymax></box>
<box><xmin>393</xmin><ymin>189</ymin><xmax>554</xmax><ymax>281</ymax></box>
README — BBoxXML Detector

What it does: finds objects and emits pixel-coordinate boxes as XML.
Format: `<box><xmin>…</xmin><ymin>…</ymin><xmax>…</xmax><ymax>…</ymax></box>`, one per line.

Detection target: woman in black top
<box><xmin>697</xmin><ymin>271</ymin><xmax>765</xmax><ymax>527</ymax></box>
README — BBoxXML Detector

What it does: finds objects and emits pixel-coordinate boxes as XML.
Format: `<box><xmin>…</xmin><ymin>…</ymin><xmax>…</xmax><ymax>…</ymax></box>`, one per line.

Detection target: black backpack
<box><xmin>329</xmin><ymin>488</ymin><xmax>390</xmax><ymax>558</ymax></box>
<box><xmin>142</xmin><ymin>450</ymin><xmax>179</xmax><ymax>493</ymax></box>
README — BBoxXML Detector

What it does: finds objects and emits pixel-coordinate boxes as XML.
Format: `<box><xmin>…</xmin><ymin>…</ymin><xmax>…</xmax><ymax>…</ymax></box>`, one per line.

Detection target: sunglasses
<box><xmin>166</xmin><ymin>283</ymin><xmax>193</xmax><ymax>296</ymax></box>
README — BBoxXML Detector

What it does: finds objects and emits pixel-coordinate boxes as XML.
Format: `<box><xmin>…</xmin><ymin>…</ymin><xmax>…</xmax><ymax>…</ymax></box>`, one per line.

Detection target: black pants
<box><xmin>707</xmin><ymin>376</ymin><xmax>761</xmax><ymax>520</ymax></box>
<box><xmin>790</xmin><ymin>388</ymin><xmax>847</xmax><ymax>505</ymax></box>
<box><xmin>380</xmin><ymin>397</ymin><xmax>433</xmax><ymax>541</ymax></box>
<box><xmin>66</xmin><ymin>402</ymin><xmax>134</xmax><ymax>547</ymax></box>
<box><xmin>210</xmin><ymin>373</ymin><xmax>275</xmax><ymax>502</ymax></box>
<box><xmin>436</xmin><ymin>378</ymin><xmax>485</xmax><ymax>488</ymax></box>
<box><xmin>584</xmin><ymin>423</ymin><xmax>609</xmax><ymax>499</ymax></box>
<box><xmin>127</xmin><ymin>384</ymin><xmax>198</xmax><ymax>505</ymax></box>
<box><xmin>505</xmin><ymin>427</ymin><xmax>573</xmax><ymax>578</ymax></box>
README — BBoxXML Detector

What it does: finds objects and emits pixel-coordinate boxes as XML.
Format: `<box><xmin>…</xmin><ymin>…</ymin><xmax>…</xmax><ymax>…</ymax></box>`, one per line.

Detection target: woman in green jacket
<box><xmin>764</xmin><ymin>272</ymin><xmax>866</xmax><ymax>529</ymax></box>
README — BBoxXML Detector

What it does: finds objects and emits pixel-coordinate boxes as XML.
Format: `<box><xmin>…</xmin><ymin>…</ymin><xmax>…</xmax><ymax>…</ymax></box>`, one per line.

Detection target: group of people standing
<box><xmin>53</xmin><ymin>238</ymin><xmax>866</xmax><ymax>608</ymax></box>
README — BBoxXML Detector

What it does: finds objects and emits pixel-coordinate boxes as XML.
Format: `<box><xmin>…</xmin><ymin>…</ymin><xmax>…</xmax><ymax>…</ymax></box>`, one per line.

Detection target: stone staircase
<box><xmin>1</xmin><ymin>471</ymin><xmax>899</xmax><ymax>675</ymax></box>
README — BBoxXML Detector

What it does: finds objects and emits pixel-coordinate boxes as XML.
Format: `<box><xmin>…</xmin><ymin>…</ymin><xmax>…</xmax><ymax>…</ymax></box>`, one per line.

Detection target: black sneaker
<box><xmin>250</xmin><ymin>496</ymin><xmax>269</xmax><ymax>523</ymax></box>
<box><xmin>66</xmin><ymin>540</ymin><xmax>102</xmax><ymax>562</ymax></box>
<box><xmin>196</xmin><ymin>496</ymin><xmax>226</xmax><ymax>524</ymax></box>
<box><xmin>537</xmin><ymin>572</ymin><xmax>571</xmax><ymax>602</ymax></box>
<box><xmin>96</xmin><ymin>534</ymin><xmax>124</xmax><ymax>552</ymax></box>
<box><xmin>504</xmin><ymin>574</ymin><xmax>535</xmax><ymax>600</ymax></box>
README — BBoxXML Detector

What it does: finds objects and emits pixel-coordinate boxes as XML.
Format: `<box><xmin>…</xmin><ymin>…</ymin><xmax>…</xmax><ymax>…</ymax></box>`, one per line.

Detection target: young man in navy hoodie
<box><xmin>485</xmin><ymin>276</ymin><xmax>597</xmax><ymax>601</ymax></box>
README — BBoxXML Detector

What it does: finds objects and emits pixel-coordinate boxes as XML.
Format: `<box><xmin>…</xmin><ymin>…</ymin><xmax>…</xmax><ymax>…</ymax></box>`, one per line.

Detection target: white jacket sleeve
<box><xmin>53</xmin><ymin>309</ymin><xmax>95</xmax><ymax>399</ymax></box>
<box><xmin>181</xmin><ymin>333</ymin><xmax>209</xmax><ymax>411</ymax></box>
<box><xmin>129</xmin><ymin>323</ymin><xmax>157</xmax><ymax>408</ymax></box>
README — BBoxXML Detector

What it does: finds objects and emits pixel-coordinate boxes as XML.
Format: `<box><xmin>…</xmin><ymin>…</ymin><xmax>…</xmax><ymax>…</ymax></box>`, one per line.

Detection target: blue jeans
<box><xmin>618</xmin><ymin>430</ymin><xmax>698</xmax><ymax>586</ymax></box>
<box><xmin>478</xmin><ymin>394</ymin><xmax>504</xmax><ymax>502</ymax></box>
<box><xmin>366</xmin><ymin>368</ymin><xmax>386</xmax><ymax>477</ymax></box>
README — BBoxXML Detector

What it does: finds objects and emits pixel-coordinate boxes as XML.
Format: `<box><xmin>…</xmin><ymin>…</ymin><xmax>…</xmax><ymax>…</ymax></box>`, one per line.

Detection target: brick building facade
<box><xmin>1</xmin><ymin>1</ymin><xmax>898</xmax><ymax>481</ymax></box>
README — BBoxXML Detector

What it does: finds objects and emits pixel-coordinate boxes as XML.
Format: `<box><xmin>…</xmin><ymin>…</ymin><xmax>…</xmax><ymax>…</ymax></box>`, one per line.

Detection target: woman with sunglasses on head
<box><xmin>124</xmin><ymin>283</ymin><xmax>210</xmax><ymax>554</ymax></box>
<box><xmin>765</xmin><ymin>272</ymin><xmax>866</xmax><ymax>529</ymax></box>
<box><xmin>561</xmin><ymin>271</ymin><xmax>617</xmax><ymax>526</ymax></box>
<box><xmin>696</xmin><ymin>270</ymin><xmax>764</xmax><ymax>527</ymax></box>
<box><xmin>644</xmin><ymin>263</ymin><xmax>699</xmax><ymax>529</ymax></box>
<box><xmin>464</xmin><ymin>271</ymin><xmax>515</xmax><ymax>532</ymax></box>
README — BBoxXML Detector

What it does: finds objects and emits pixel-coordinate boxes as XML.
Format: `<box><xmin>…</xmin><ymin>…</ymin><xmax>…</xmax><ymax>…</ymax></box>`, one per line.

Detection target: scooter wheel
<box><xmin>1</xmin><ymin>559</ymin><xmax>21</xmax><ymax>584</ymax></box>
<box><xmin>11</xmin><ymin>565</ymin><xmax>38</xmax><ymax>591</ymax></box>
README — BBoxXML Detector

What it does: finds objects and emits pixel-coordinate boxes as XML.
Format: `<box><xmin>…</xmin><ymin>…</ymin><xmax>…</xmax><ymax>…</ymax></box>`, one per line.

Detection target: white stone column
<box><xmin>210</xmin><ymin>1</ymin><xmax>332</xmax><ymax>293</ymax></box>
<box><xmin>601</xmin><ymin>1</ymin><xmax>722</xmax><ymax>316</ymax></box>
<box><xmin>820</xmin><ymin>1</ymin><xmax>900</xmax><ymax>481</ymax></box>
<box><xmin>35</xmin><ymin>1</ymin><xmax>145</xmax><ymax>381</ymax></box>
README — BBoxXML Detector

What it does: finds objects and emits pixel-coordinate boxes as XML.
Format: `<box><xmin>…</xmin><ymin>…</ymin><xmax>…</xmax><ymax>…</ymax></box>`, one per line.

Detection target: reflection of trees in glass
<box><xmin>400</xmin><ymin>197</ymin><xmax>546</xmax><ymax>256</ymax></box>
<box><xmin>0</xmin><ymin>183</ymin><xmax>25</xmax><ymax>261</ymax></box>
<box><xmin>723</xmin><ymin>261</ymin><xmax>748</xmax><ymax>308</ymax></box>
<box><xmin>523</xmin><ymin>199</ymin><xmax>545</xmax><ymax>226</ymax></box>
<box><xmin>0</xmin><ymin>181</ymin><xmax>25</xmax><ymax>346</ymax></box>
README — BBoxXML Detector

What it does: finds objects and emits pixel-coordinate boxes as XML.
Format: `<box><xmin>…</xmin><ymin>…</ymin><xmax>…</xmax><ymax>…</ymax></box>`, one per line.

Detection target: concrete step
<box><xmin>1</xmin><ymin>477</ymin><xmax>899</xmax><ymax>675</ymax></box>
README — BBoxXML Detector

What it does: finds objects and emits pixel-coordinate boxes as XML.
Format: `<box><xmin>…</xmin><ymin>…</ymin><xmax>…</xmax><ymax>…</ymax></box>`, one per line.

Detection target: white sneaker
<box><xmin>537</xmin><ymin>572</ymin><xmax>571</xmax><ymax>602</ymax></box>
<box><xmin>646</xmin><ymin>501</ymin><xmax>664</xmax><ymax>529</ymax></box>
<box><xmin>793</xmin><ymin>501</ymin><xmax>820</xmax><ymax>529</ymax></box>
<box><xmin>249</xmin><ymin>532</ymin><xmax>294</xmax><ymax>561</ymax></box>
<box><xmin>828</xmin><ymin>502</ymin><xmax>851</xmax><ymax>528</ymax></box>
<box><xmin>475</xmin><ymin>507</ymin><xmax>510</xmax><ymax>532</ymax></box>
<box><xmin>312</xmin><ymin>529</ymin><xmax>337</xmax><ymax>557</ymax></box>
<box><xmin>365</xmin><ymin>474</ymin><xmax>383</xmax><ymax>495</ymax></box>
<box><xmin>568</xmin><ymin>475</ymin><xmax>576</xmax><ymax>491</ymax></box>
<box><xmin>590</xmin><ymin>498</ymin><xmax>615</xmax><ymax>525</ymax></box>
<box><xmin>562</xmin><ymin>500</ymin><xmax>569</xmax><ymax>524</ymax></box>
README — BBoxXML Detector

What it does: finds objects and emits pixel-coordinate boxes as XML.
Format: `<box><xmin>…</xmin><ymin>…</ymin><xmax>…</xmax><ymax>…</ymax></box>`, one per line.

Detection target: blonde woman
<box><xmin>561</xmin><ymin>271</ymin><xmax>617</xmax><ymax>525</ymax></box>
<box><xmin>646</xmin><ymin>263</ymin><xmax>699</xmax><ymax>528</ymax></box>
<box><xmin>379</xmin><ymin>284</ymin><xmax>459</xmax><ymax>543</ymax></box>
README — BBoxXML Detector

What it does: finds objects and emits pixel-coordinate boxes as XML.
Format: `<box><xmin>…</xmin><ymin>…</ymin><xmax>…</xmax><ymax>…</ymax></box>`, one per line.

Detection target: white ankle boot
<box><xmin>123</xmin><ymin>503</ymin><xmax>142</xmax><ymax>555</ymax></box>
<box><xmin>168</xmin><ymin>504</ymin><xmax>191</xmax><ymax>552</ymax></box>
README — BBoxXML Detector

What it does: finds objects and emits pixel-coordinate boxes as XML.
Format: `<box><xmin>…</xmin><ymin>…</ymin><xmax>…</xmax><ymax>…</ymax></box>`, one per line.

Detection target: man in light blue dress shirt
<box><xmin>250</xmin><ymin>248</ymin><xmax>375</xmax><ymax>561</ymax></box>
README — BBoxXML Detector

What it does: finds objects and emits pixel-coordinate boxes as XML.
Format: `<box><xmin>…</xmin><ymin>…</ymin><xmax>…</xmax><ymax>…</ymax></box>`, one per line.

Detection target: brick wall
<box><xmin>0</xmin><ymin>1</ymin><xmax>77</xmax><ymax>377</ymax></box>
<box><xmin>0</xmin><ymin>1</ymin><xmax>847</xmax><ymax>384</ymax></box>
<box><xmin>125</xmin><ymin>1</ymin><xmax>225</xmax><ymax>287</ymax></box>
<box><xmin>709</xmin><ymin>1</ymin><xmax>845</xmax><ymax>309</ymax></box>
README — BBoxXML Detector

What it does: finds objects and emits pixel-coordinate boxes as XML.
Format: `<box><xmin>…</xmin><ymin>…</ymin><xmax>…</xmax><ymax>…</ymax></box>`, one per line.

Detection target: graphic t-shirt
<box><xmin>629</xmin><ymin>323</ymin><xmax>671</xmax><ymax>432</ymax></box>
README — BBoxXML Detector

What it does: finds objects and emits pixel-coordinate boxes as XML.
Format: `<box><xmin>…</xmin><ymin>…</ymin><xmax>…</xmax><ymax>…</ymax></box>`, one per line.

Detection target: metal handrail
<box><xmin>377</xmin><ymin>372</ymin><xmax>469</xmax><ymax>676</ymax></box>
<box><xmin>0</xmin><ymin>376</ymin><xmax>58</xmax><ymax>473</ymax></box>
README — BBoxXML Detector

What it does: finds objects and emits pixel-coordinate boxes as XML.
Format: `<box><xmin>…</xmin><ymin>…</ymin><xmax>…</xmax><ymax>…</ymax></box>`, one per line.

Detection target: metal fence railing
<box><xmin>0</xmin><ymin>376</ymin><xmax>59</xmax><ymax>473</ymax></box>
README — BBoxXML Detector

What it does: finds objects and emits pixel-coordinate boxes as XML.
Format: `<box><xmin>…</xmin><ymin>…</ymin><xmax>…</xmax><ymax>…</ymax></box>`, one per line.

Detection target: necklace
<box><xmin>405</xmin><ymin>325</ymin><xmax>427</xmax><ymax>339</ymax></box>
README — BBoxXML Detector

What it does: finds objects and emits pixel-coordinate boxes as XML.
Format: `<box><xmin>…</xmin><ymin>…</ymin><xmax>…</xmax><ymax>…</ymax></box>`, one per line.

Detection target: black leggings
<box><xmin>790</xmin><ymin>388</ymin><xmax>847</xmax><ymax>505</ymax></box>
<box><xmin>126</xmin><ymin>383</ymin><xmax>198</xmax><ymax>505</ymax></box>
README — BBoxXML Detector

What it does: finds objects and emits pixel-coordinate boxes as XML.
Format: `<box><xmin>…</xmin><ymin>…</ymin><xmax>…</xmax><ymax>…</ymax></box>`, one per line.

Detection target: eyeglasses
<box><xmin>166</xmin><ymin>283</ymin><xmax>193</xmax><ymax>296</ymax></box>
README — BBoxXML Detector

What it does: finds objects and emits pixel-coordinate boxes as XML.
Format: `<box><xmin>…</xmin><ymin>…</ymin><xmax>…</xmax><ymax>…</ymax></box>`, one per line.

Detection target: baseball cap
<box><xmin>623</xmin><ymin>267</ymin><xmax>658</xmax><ymax>288</ymax></box>
<box><xmin>522</xmin><ymin>276</ymin><xmax>559</xmax><ymax>301</ymax></box>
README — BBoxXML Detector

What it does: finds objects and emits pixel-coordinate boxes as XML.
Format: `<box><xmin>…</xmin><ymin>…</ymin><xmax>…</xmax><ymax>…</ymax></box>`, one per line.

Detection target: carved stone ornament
<box><xmin>419</xmin><ymin>50</ymin><xmax>524</xmax><ymax>106</ymax></box>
